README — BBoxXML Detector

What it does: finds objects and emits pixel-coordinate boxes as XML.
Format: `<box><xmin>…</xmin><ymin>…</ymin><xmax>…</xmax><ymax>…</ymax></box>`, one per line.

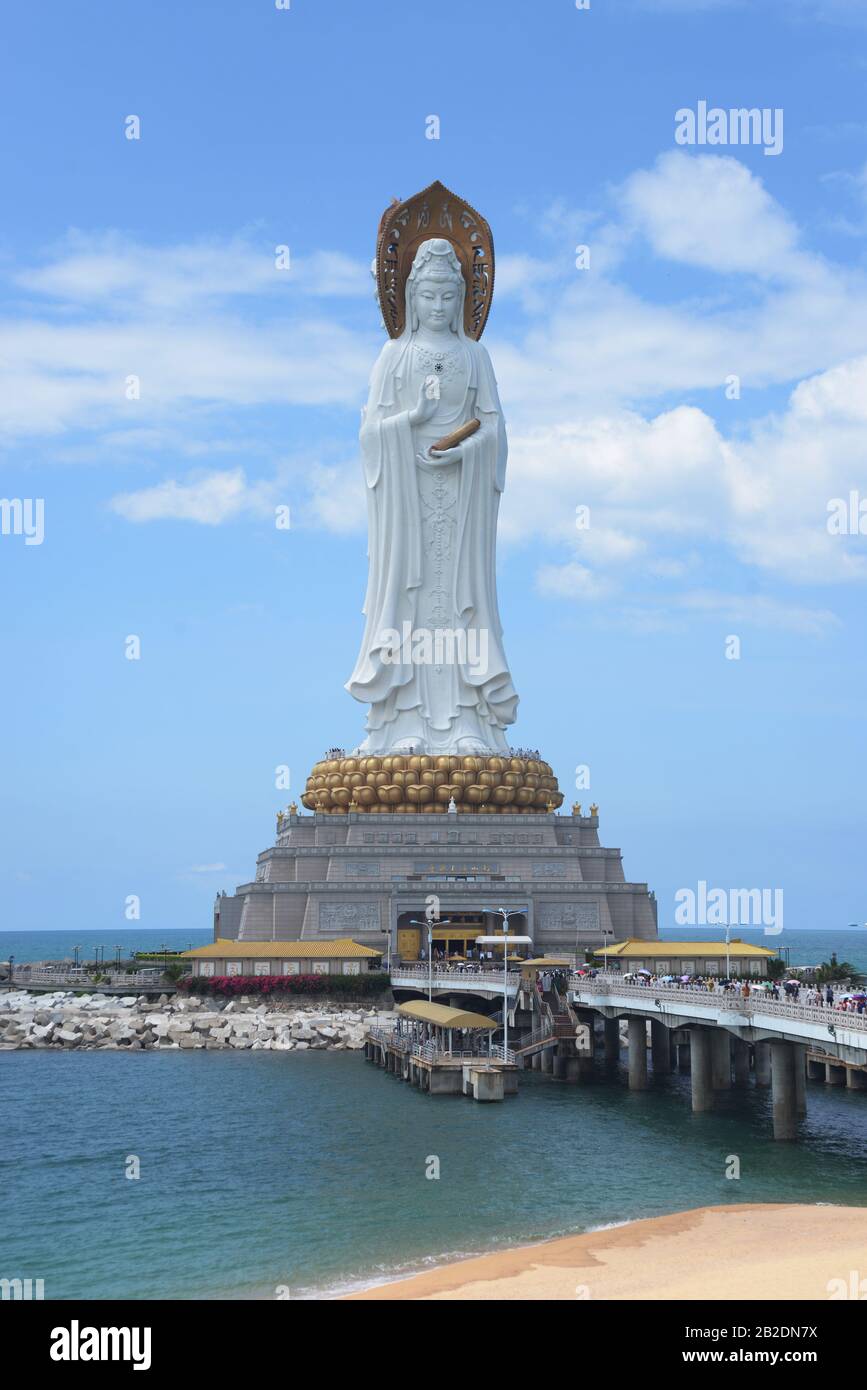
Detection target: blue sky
<box><xmin>2</xmin><ymin>0</ymin><xmax>866</xmax><ymax>936</ymax></box>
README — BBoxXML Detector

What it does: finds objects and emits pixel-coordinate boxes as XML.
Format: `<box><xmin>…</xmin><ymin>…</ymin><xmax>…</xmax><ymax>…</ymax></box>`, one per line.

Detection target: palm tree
<box><xmin>816</xmin><ymin>952</ymin><xmax>863</xmax><ymax>985</ymax></box>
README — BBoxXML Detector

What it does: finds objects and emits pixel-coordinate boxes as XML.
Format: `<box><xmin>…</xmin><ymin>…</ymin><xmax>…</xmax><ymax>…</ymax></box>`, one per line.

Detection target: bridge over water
<box><xmin>386</xmin><ymin>963</ymin><xmax>867</xmax><ymax>1137</ymax></box>
<box><xmin>567</xmin><ymin>975</ymin><xmax>867</xmax><ymax>1140</ymax></box>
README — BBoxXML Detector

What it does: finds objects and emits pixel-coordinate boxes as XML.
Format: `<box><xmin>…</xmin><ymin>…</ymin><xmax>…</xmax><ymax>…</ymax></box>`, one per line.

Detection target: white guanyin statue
<box><xmin>346</xmin><ymin>226</ymin><xmax>519</xmax><ymax>756</ymax></box>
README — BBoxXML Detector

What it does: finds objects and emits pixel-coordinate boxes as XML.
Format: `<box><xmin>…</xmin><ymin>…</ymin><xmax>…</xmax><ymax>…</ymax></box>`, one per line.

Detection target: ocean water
<box><xmin>0</xmin><ymin>928</ymin><xmax>212</xmax><ymax>965</ymax></box>
<box><xmin>3</xmin><ymin>925</ymin><xmax>867</xmax><ymax>1299</ymax></box>
<box><xmin>660</xmin><ymin>927</ymin><xmax>867</xmax><ymax>974</ymax></box>
<box><xmin>3</xmin><ymin>1048</ymin><xmax>867</xmax><ymax>1300</ymax></box>
<box><xmin>2</xmin><ymin>926</ymin><xmax>865</xmax><ymax>969</ymax></box>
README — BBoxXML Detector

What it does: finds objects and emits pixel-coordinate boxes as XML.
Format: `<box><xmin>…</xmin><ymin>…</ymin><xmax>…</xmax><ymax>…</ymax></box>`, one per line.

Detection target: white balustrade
<box><xmin>569</xmin><ymin>975</ymin><xmax>867</xmax><ymax>1035</ymax></box>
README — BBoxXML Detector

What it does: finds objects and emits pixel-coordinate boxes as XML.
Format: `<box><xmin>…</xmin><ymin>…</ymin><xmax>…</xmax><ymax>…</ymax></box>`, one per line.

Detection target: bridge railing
<box><xmin>12</xmin><ymin>968</ymin><xmax>165</xmax><ymax>988</ymax></box>
<box><xmin>410</xmin><ymin>1041</ymin><xmax>517</xmax><ymax>1065</ymax></box>
<box><xmin>389</xmin><ymin>966</ymin><xmax>521</xmax><ymax>990</ymax></box>
<box><xmin>512</xmin><ymin>1018</ymin><xmax>555</xmax><ymax>1052</ymax></box>
<box><xmin>568</xmin><ymin>976</ymin><xmax>867</xmax><ymax>1034</ymax></box>
<box><xmin>366</xmin><ymin>1023</ymin><xmax>399</xmax><ymax>1046</ymax></box>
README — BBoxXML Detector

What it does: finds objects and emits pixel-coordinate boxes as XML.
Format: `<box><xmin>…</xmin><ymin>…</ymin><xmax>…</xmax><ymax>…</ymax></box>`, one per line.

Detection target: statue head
<box><xmin>406</xmin><ymin>238</ymin><xmax>465</xmax><ymax>335</ymax></box>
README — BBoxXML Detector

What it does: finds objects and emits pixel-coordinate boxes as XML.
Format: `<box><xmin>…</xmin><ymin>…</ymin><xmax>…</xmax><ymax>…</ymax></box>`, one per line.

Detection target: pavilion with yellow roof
<box><xmin>592</xmin><ymin>938</ymin><xmax>779</xmax><ymax>977</ymax></box>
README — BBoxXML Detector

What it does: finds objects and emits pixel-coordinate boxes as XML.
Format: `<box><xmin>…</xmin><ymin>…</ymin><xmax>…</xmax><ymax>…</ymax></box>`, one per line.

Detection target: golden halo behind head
<box><xmin>375</xmin><ymin>180</ymin><xmax>495</xmax><ymax>341</ymax></box>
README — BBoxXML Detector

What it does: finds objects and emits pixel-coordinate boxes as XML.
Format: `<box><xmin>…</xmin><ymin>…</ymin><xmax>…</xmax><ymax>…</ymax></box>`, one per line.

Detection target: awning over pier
<box><xmin>397</xmin><ymin>1001</ymin><xmax>498</xmax><ymax>1030</ymax></box>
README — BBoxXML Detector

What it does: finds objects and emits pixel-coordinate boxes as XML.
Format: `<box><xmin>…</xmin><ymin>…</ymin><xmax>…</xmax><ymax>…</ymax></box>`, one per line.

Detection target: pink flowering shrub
<box><xmin>178</xmin><ymin>972</ymin><xmax>388</xmax><ymax>998</ymax></box>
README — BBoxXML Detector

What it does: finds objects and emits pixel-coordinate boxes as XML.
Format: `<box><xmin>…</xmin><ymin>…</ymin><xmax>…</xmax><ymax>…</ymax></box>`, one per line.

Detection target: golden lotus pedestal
<box><xmin>300</xmin><ymin>753</ymin><xmax>565</xmax><ymax>815</ymax></box>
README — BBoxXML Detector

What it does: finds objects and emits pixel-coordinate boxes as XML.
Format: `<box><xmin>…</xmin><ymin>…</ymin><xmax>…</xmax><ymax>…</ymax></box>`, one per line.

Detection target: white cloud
<box><xmin>500</xmin><ymin>406</ymin><xmax>727</xmax><ymax>548</ymax></box>
<box><xmin>303</xmin><ymin>462</ymin><xmax>366</xmax><ymax>534</ymax></box>
<box><xmin>15</xmin><ymin>231</ymin><xmax>370</xmax><ymax>309</ymax></box>
<box><xmin>614</xmin><ymin>590</ymin><xmax>840</xmax><ymax>638</ymax></box>
<box><xmin>502</xmin><ymin>355</ymin><xmax>867</xmax><ymax>595</ymax></box>
<box><xmin>110</xmin><ymin>468</ymin><xmax>275</xmax><ymax>525</ymax></box>
<box><xmin>5</xmin><ymin>153</ymin><xmax>867</xmax><ymax>621</ymax></box>
<box><xmin>619</xmin><ymin>152</ymin><xmax>804</xmax><ymax>279</ymax></box>
<box><xmin>674</xmin><ymin>590</ymin><xmax>841</xmax><ymax>637</ymax></box>
<box><xmin>536</xmin><ymin>562</ymin><xmax>611</xmax><ymax>601</ymax></box>
<box><xmin>0</xmin><ymin>313</ymin><xmax>373</xmax><ymax>438</ymax></box>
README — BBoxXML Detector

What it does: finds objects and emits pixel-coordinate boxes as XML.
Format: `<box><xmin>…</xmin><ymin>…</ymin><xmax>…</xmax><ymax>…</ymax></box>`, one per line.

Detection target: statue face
<box><xmin>412</xmin><ymin>276</ymin><xmax>461</xmax><ymax>332</ymax></box>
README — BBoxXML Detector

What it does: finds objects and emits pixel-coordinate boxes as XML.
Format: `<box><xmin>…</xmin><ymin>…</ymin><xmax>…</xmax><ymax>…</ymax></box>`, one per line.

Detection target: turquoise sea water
<box><xmin>0</xmin><ymin>928</ymin><xmax>212</xmax><ymax>964</ymax></box>
<box><xmin>3</xmin><ymin>926</ymin><xmax>867</xmax><ymax>1299</ymax></box>
<box><xmin>3</xmin><ymin>1046</ymin><xmax>867</xmax><ymax>1300</ymax></box>
<box><xmin>661</xmin><ymin>926</ymin><xmax>867</xmax><ymax>973</ymax></box>
<box><xmin>3</xmin><ymin>925</ymin><xmax>865</xmax><ymax>968</ymax></box>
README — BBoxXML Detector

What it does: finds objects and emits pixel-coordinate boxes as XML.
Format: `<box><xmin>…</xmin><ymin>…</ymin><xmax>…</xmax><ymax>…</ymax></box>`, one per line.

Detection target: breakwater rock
<box><xmin>0</xmin><ymin>990</ymin><xmax>393</xmax><ymax>1052</ymax></box>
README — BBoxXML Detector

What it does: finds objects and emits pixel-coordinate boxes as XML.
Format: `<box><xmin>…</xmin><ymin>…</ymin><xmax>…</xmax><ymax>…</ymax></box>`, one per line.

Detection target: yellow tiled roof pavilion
<box><xmin>592</xmin><ymin>938</ymin><xmax>776</xmax><ymax>960</ymax></box>
<box><xmin>181</xmin><ymin>938</ymin><xmax>382</xmax><ymax>960</ymax></box>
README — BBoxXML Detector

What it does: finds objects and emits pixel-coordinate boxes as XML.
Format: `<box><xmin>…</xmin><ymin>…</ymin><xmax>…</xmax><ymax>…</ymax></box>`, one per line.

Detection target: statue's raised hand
<box><xmin>408</xmin><ymin>380</ymin><xmax>439</xmax><ymax>426</ymax></box>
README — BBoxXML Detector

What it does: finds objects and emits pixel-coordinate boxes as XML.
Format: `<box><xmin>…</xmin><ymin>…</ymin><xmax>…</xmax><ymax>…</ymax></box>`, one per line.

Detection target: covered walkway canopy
<box><xmin>397</xmin><ymin>1000</ymin><xmax>497</xmax><ymax>1031</ymax></box>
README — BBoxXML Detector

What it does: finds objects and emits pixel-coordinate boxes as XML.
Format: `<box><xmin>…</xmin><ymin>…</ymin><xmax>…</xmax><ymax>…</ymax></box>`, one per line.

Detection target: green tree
<box><xmin>815</xmin><ymin>952</ymin><xmax>862</xmax><ymax>985</ymax></box>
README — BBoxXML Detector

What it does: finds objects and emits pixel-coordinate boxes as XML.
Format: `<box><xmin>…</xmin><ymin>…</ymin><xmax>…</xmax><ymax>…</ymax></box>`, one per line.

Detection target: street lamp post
<box><xmin>478</xmin><ymin>906</ymin><xmax>531</xmax><ymax>1057</ymax></box>
<box><xmin>409</xmin><ymin>918</ymin><xmax>452</xmax><ymax>1002</ymax></box>
<box><xmin>725</xmin><ymin>921</ymin><xmax>731</xmax><ymax>982</ymax></box>
<box><xmin>601</xmin><ymin>927</ymin><xmax>614</xmax><ymax>975</ymax></box>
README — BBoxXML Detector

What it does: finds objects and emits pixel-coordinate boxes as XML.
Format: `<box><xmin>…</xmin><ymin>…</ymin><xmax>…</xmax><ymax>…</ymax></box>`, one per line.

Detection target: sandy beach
<box><xmin>346</xmin><ymin>1204</ymin><xmax>867</xmax><ymax>1300</ymax></box>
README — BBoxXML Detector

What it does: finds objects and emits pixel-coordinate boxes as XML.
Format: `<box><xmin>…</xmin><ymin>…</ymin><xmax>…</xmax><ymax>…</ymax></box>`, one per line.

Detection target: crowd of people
<box><xmin>414</xmin><ymin>949</ymin><xmax>503</xmax><ymax>974</ymax></box>
<box><xmin>596</xmin><ymin>971</ymin><xmax>867</xmax><ymax>1013</ymax></box>
<box><xmin>401</xmin><ymin>955</ymin><xmax>867</xmax><ymax>1016</ymax></box>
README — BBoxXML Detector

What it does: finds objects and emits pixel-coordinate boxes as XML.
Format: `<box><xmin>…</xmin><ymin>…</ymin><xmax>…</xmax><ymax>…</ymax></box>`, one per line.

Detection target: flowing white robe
<box><xmin>346</xmin><ymin>332</ymin><xmax>519</xmax><ymax>753</ymax></box>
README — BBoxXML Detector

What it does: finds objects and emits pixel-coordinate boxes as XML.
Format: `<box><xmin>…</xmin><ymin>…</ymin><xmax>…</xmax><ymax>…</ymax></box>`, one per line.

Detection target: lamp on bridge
<box><xmin>600</xmin><ymin>927</ymin><xmax>615</xmax><ymax>974</ymax></box>
<box><xmin>409</xmin><ymin>917</ymin><xmax>454</xmax><ymax>1003</ymax></box>
<box><xmin>478</xmin><ymin>906</ymin><xmax>532</xmax><ymax>1055</ymax></box>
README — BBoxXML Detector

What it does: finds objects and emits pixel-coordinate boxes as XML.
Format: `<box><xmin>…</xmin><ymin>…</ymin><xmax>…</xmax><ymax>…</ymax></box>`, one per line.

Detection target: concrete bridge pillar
<box><xmin>710</xmin><ymin>1030</ymin><xmax>732</xmax><ymax>1089</ymax></box>
<box><xmin>732</xmin><ymin>1037</ymin><xmax>750</xmax><ymax>1087</ymax></box>
<box><xmin>531</xmin><ymin>1050</ymin><xmax>541</xmax><ymax>1072</ymax></box>
<box><xmin>575</xmin><ymin>1010</ymin><xmax>597</xmax><ymax>1062</ymax></box>
<box><xmin>690</xmin><ymin>1029</ymin><xmax>713</xmax><ymax>1112</ymax></box>
<box><xmin>676</xmin><ymin>1040</ymin><xmax>691</xmax><ymax>1071</ymax></box>
<box><xmin>552</xmin><ymin>1045</ymin><xmax>572</xmax><ymax>1078</ymax></box>
<box><xmin>540</xmin><ymin>1047</ymin><xmax>554</xmax><ymax>1074</ymax></box>
<box><xmin>754</xmin><ymin>1041</ymin><xmax>771</xmax><ymax>1087</ymax></box>
<box><xmin>847</xmin><ymin>1068</ymin><xmax>867</xmax><ymax>1091</ymax></box>
<box><xmin>771</xmin><ymin>1041</ymin><xmax>798</xmax><ymax>1141</ymax></box>
<box><xmin>627</xmin><ymin>1017</ymin><xmax>649</xmax><ymax>1090</ymax></box>
<box><xmin>603</xmin><ymin>1017</ymin><xmax>620</xmax><ymax>1062</ymax></box>
<box><xmin>552</xmin><ymin>1042</ymin><xmax>587</xmax><ymax>1084</ymax></box>
<box><xmin>826</xmin><ymin>1062</ymin><xmax>845</xmax><ymax>1086</ymax></box>
<box><xmin>793</xmin><ymin>1044</ymin><xmax>807</xmax><ymax>1117</ymax></box>
<box><xmin>806</xmin><ymin>1056</ymin><xmax>825</xmax><ymax>1082</ymax></box>
<box><xmin>651</xmin><ymin>1020</ymin><xmax>671</xmax><ymax>1075</ymax></box>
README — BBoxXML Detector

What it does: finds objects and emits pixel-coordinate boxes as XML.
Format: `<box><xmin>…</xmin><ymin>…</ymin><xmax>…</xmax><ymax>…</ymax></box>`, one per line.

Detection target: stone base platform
<box><xmin>213</xmin><ymin>807</ymin><xmax>658</xmax><ymax>960</ymax></box>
